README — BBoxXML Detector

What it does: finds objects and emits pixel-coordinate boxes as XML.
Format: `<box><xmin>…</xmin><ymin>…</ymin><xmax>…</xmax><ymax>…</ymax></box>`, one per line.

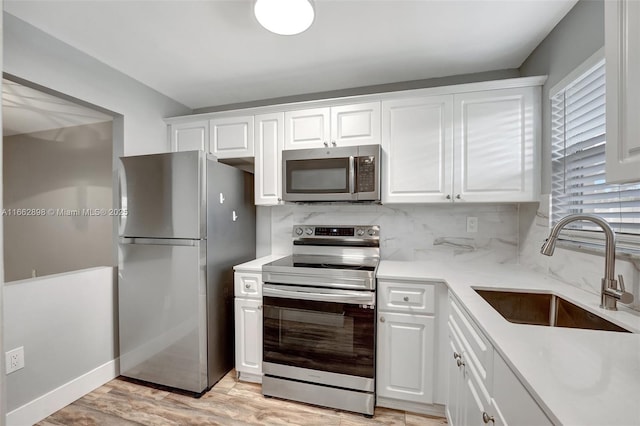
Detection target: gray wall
<box><xmin>2</xmin><ymin>12</ymin><xmax>191</xmax><ymax>421</ymax></box>
<box><xmin>1</xmin><ymin>2</ymin><xmax>6</xmax><ymax>424</ymax></box>
<box><xmin>519</xmin><ymin>0</ymin><xmax>604</xmax><ymax>193</ymax></box>
<box><xmin>516</xmin><ymin>0</ymin><xmax>640</xmax><ymax>312</ymax></box>
<box><xmin>3</xmin><ymin>122</ymin><xmax>113</xmax><ymax>282</ymax></box>
<box><xmin>194</xmin><ymin>68</ymin><xmax>520</xmax><ymax>114</ymax></box>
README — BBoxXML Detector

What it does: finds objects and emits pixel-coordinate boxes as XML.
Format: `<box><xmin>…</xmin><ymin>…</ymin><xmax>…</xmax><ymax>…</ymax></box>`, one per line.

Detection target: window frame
<box><xmin>548</xmin><ymin>47</ymin><xmax>640</xmax><ymax>258</ymax></box>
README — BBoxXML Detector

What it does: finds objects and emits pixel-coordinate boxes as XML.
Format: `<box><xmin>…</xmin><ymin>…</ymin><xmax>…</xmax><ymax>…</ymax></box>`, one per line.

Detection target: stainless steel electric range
<box><xmin>261</xmin><ymin>225</ymin><xmax>380</xmax><ymax>416</ymax></box>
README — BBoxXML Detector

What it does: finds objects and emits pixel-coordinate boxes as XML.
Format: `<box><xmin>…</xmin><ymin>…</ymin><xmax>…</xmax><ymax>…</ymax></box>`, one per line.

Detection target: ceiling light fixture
<box><xmin>254</xmin><ymin>0</ymin><xmax>315</xmax><ymax>36</ymax></box>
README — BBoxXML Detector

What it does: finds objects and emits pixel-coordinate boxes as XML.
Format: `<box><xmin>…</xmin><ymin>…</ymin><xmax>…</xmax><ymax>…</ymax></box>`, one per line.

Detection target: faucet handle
<box><xmin>616</xmin><ymin>274</ymin><xmax>634</xmax><ymax>304</ymax></box>
<box><xmin>618</xmin><ymin>274</ymin><xmax>626</xmax><ymax>292</ymax></box>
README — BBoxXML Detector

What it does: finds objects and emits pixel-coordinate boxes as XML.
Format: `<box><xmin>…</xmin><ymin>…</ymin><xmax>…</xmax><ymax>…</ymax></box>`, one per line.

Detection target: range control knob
<box><xmin>356</xmin><ymin>229</ymin><xmax>365</xmax><ymax>236</ymax></box>
<box><xmin>295</xmin><ymin>227</ymin><xmax>304</xmax><ymax>236</ymax></box>
<box><xmin>305</xmin><ymin>227</ymin><xmax>314</xmax><ymax>236</ymax></box>
<box><xmin>367</xmin><ymin>229</ymin><xmax>376</xmax><ymax>236</ymax></box>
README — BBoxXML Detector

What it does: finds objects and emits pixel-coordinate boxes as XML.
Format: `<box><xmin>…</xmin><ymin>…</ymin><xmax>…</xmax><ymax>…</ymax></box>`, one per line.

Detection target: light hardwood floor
<box><xmin>37</xmin><ymin>371</ymin><xmax>448</xmax><ymax>425</ymax></box>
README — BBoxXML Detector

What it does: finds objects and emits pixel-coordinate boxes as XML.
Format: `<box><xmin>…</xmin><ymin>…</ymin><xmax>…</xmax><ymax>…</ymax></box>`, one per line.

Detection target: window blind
<box><xmin>551</xmin><ymin>60</ymin><xmax>640</xmax><ymax>236</ymax></box>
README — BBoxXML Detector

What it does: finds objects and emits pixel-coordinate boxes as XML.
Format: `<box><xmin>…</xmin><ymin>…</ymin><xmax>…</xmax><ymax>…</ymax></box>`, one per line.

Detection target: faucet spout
<box><xmin>540</xmin><ymin>214</ymin><xmax>633</xmax><ymax>310</ymax></box>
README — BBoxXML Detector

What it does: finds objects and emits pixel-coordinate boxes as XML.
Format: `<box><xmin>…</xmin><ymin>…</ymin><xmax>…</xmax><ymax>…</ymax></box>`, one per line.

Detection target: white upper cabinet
<box><xmin>254</xmin><ymin>113</ymin><xmax>284</xmax><ymax>206</ymax></box>
<box><xmin>382</xmin><ymin>85</ymin><xmax>540</xmax><ymax>204</ymax></box>
<box><xmin>382</xmin><ymin>95</ymin><xmax>453</xmax><ymax>203</ymax></box>
<box><xmin>170</xmin><ymin>120</ymin><xmax>209</xmax><ymax>152</ymax></box>
<box><xmin>284</xmin><ymin>102</ymin><xmax>381</xmax><ymax>150</ymax></box>
<box><xmin>453</xmin><ymin>86</ymin><xmax>539</xmax><ymax>202</ymax></box>
<box><xmin>605</xmin><ymin>0</ymin><xmax>640</xmax><ymax>183</ymax></box>
<box><xmin>209</xmin><ymin>115</ymin><xmax>254</xmax><ymax>159</ymax></box>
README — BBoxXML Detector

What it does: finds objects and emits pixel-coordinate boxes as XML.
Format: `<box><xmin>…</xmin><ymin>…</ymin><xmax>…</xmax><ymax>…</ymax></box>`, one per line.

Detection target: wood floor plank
<box><xmin>39</xmin><ymin>370</ymin><xmax>448</xmax><ymax>425</ymax></box>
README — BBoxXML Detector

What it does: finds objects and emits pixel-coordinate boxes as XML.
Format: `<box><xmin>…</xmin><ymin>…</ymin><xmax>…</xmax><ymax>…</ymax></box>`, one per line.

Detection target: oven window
<box><xmin>263</xmin><ymin>296</ymin><xmax>375</xmax><ymax>378</ymax></box>
<box><xmin>286</xmin><ymin>158</ymin><xmax>349</xmax><ymax>193</ymax></box>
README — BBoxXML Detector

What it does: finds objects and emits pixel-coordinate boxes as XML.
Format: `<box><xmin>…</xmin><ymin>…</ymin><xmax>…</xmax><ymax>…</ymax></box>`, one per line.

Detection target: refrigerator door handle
<box><xmin>118</xmin><ymin>165</ymin><xmax>128</xmax><ymax>236</ymax></box>
<box><xmin>119</xmin><ymin>237</ymin><xmax>199</xmax><ymax>246</ymax></box>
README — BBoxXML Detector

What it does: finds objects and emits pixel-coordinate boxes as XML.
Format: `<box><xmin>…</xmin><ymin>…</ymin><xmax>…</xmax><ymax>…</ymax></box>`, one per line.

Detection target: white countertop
<box><xmin>233</xmin><ymin>254</ymin><xmax>286</xmax><ymax>272</ymax></box>
<box><xmin>378</xmin><ymin>260</ymin><xmax>640</xmax><ymax>426</ymax></box>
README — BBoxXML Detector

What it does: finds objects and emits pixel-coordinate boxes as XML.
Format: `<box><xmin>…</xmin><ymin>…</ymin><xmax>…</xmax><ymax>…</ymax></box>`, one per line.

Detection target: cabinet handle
<box><xmin>324</xmin><ymin>141</ymin><xmax>329</xmax><ymax>147</ymax></box>
<box><xmin>453</xmin><ymin>352</ymin><xmax>461</xmax><ymax>360</ymax></box>
<box><xmin>456</xmin><ymin>194</ymin><xmax>461</xmax><ymax>200</ymax></box>
<box><xmin>446</xmin><ymin>194</ymin><xmax>451</xmax><ymax>200</ymax></box>
<box><xmin>380</xmin><ymin>316</ymin><xmax>386</xmax><ymax>323</ymax></box>
<box><xmin>258</xmin><ymin>305</ymin><xmax>262</xmax><ymax>310</ymax></box>
<box><xmin>482</xmin><ymin>412</ymin><xmax>495</xmax><ymax>424</ymax></box>
<box><xmin>245</xmin><ymin>284</ymin><xmax>251</xmax><ymax>289</ymax></box>
<box><xmin>331</xmin><ymin>141</ymin><xmax>337</xmax><ymax>147</ymax></box>
<box><xmin>403</xmin><ymin>296</ymin><xmax>409</xmax><ymax>302</ymax></box>
<box><xmin>456</xmin><ymin>358</ymin><xmax>464</xmax><ymax>367</ymax></box>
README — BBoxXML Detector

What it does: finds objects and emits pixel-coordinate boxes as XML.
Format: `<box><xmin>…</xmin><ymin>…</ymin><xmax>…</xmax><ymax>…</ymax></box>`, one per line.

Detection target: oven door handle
<box><xmin>263</xmin><ymin>285</ymin><xmax>375</xmax><ymax>306</ymax></box>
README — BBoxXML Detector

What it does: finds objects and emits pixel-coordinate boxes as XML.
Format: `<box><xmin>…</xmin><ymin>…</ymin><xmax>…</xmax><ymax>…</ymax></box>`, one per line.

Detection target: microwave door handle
<box><xmin>349</xmin><ymin>156</ymin><xmax>355</xmax><ymax>194</ymax></box>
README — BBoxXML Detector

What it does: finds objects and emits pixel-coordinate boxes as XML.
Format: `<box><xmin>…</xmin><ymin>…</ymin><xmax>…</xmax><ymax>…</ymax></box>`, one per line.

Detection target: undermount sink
<box><xmin>474</xmin><ymin>289</ymin><xmax>630</xmax><ymax>333</ymax></box>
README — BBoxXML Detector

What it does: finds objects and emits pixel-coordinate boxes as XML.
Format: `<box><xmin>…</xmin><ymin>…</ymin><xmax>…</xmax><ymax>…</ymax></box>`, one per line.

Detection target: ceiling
<box><xmin>3</xmin><ymin>79</ymin><xmax>112</xmax><ymax>137</ymax></box>
<box><xmin>4</xmin><ymin>0</ymin><xmax>578</xmax><ymax>110</ymax></box>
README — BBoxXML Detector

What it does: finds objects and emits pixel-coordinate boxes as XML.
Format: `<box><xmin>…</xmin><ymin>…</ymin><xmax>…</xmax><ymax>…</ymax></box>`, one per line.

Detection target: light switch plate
<box><xmin>467</xmin><ymin>217</ymin><xmax>478</xmax><ymax>233</ymax></box>
<box><xmin>6</xmin><ymin>346</ymin><xmax>25</xmax><ymax>374</ymax></box>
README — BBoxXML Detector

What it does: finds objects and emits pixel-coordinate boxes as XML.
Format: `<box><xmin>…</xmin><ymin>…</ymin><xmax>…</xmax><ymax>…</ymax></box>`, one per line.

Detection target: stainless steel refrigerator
<box><xmin>117</xmin><ymin>150</ymin><xmax>255</xmax><ymax>393</ymax></box>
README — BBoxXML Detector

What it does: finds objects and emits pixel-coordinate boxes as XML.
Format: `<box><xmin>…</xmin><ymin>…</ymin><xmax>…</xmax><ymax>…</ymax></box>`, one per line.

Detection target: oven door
<box><xmin>262</xmin><ymin>284</ymin><xmax>375</xmax><ymax>384</ymax></box>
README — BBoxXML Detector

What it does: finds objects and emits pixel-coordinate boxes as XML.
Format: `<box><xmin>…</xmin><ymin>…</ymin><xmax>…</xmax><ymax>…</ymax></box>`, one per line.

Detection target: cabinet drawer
<box><xmin>378</xmin><ymin>280</ymin><xmax>435</xmax><ymax>314</ymax></box>
<box><xmin>234</xmin><ymin>272</ymin><xmax>262</xmax><ymax>298</ymax></box>
<box><xmin>449</xmin><ymin>296</ymin><xmax>492</xmax><ymax>384</ymax></box>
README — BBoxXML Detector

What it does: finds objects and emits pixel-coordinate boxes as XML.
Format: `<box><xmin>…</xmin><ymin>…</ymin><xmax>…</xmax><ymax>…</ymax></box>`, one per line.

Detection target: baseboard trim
<box><xmin>7</xmin><ymin>358</ymin><xmax>119</xmax><ymax>426</ymax></box>
<box><xmin>376</xmin><ymin>396</ymin><xmax>446</xmax><ymax>417</ymax></box>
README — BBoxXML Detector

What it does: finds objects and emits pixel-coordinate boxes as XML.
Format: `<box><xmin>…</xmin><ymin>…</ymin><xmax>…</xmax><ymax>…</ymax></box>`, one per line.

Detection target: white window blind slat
<box><xmin>551</xmin><ymin>60</ymin><xmax>640</xmax><ymax>237</ymax></box>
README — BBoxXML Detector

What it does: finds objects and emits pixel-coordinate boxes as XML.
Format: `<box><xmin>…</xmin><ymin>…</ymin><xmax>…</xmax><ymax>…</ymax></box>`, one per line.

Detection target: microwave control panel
<box><xmin>357</xmin><ymin>156</ymin><xmax>376</xmax><ymax>193</ymax></box>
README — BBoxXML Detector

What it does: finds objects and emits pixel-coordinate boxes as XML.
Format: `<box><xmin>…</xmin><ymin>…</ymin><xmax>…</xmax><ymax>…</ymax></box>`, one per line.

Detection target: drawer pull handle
<box><xmin>482</xmin><ymin>412</ymin><xmax>494</xmax><ymax>424</ymax></box>
<box><xmin>456</xmin><ymin>358</ymin><xmax>464</xmax><ymax>367</ymax></box>
<box><xmin>403</xmin><ymin>296</ymin><xmax>409</xmax><ymax>302</ymax></box>
<box><xmin>453</xmin><ymin>352</ymin><xmax>461</xmax><ymax>360</ymax></box>
<box><xmin>380</xmin><ymin>316</ymin><xmax>386</xmax><ymax>323</ymax></box>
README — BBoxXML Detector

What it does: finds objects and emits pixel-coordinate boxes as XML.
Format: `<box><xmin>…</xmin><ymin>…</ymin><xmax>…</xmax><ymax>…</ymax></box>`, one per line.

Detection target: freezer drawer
<box><xmin>118</xmin><ymin>239</ymin><xmax>208</xmax><ymax>393</ymax></box>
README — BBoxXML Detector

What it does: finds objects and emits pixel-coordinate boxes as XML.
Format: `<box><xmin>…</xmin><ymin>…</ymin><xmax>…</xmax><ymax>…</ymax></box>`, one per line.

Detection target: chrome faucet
<box><xmin>540</xmin><ymin>214</ymin><xmax>634</xmax><ymax>310</ymax></box>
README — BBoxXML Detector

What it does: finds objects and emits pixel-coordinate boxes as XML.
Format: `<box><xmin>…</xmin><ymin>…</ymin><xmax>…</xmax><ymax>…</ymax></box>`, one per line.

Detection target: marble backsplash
<box><xmin>518</xmin><ymin>202</ymin><xmax>640</xmax><ymax>311</ymax></box>
<box><xmin>268</xmin><ymin>203</ymin><xmax>519</xmax><ymax>264</ymax></box>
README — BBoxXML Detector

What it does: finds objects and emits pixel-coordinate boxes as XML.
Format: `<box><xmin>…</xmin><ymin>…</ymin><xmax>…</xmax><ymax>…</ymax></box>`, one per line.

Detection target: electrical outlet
<box><xmin>467</xmin><ymin>216</ymin><xmax>478</xmax><ymax>233</ymax></box>
<box><xmin>6</xmin><ymin>346</ymin><xmax>25</xmax><ymax>374</ymax></box>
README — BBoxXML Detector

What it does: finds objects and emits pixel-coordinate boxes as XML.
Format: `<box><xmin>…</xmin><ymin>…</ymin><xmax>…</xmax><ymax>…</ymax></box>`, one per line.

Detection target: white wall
<box><xmin>3</xmin><ymin>267</ymin><xmax>117</xmax><ymax>424</ymax></box>
<box><xmin>2</xmin><ymin>12</ymin><xmax>192</xmax><ymax>424</ymax></box>
<box><xmin>518</xmin><ymin>0</ymin><xmax>640</xmax><ymax>311</ymax></box>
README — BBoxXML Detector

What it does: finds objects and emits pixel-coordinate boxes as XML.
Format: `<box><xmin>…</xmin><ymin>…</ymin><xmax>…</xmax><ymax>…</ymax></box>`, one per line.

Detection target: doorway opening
<box><xmin>2</xmin><ymin>77</ymin><xmax>115</xmax><ymax>282</ymax></box>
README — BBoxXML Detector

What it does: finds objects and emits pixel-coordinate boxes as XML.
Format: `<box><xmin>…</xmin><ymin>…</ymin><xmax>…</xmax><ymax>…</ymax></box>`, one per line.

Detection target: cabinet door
<box><xmin>446</xmin><ymin>328</ymin><xmax>464</xmax><ymax>426</ymax></box>
<box><xmin>254</xmin><ymin>113</ymin><xmax>284</xmax><ymax>205</ymax></box>
<box><xmin>490</xmin><ymin>353</ymin><xmax>552</xmax><ymax>426</ymax></box>
<box><xmin>171</xmin><ymin>121</ymin><xmax>208</xmax><ymax>152</ymax></box>
<box><xmin>209</xmin><ymin>115</ymin><xmax>254</xmax><ymax>158</ymax></box>
<box><xmin>377</xmin><ymin>312</ymin><xmax>435</xmax><ymax>403</ymax></box>
<box><xmin>234</xmin><ymin>298</ymin><xmax>262</xmax><ymax>377</ymax></box>
<box><xmin>461</xmin><ymin>362</ymin><xmax>492</xmax><ymax>426</ymax></box>
<box><xmin>284</xmin><ymin>107</ymin><xmax>331</xmax><ymax>150</ymax></box>
<box><xmin>330</xmin><ymin>102</ymin><xmax>381</xmax><ymax>147</ymax></box>
<box><xmin>605</xmin><ymin>0</ymin><xmax>640</xmax><ymax>183</ymax></box>
<box><xmin>453</xmin><ymin>87</ymin><xmax>539</xmax><ymax>202</ymax></box>
<box><xmin>382</xmin><ymin>96</ymin><xmax>454</xmax><ymax>203</ymax></box>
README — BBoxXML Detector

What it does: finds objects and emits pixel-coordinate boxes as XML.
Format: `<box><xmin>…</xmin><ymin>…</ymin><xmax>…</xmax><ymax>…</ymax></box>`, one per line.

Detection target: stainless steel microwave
<box><xmin>282</xmin><ymin>144</ymin><xmax>380</xmax><ymax>202</ymax></box>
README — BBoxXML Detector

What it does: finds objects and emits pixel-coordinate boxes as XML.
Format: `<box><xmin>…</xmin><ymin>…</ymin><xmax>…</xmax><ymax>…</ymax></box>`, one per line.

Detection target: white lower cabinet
<box><xmin>234</xmin><ymin>298</ymin><xmax>262</xmax><ymax>380</ymax></box>
<box><xmin>234</xmin><ymin>271</ymin><xmax>263</xmax><ymax>383</ymax></box>
<box><xmin>376</xmin><ymin>279</ymin><xmax>447</xmax><ymax>416</ymax></box>
<box><xmin>377</xmin><ymin>312</ymin><xmax>435</xmax><ymax>403</ymax></box>
<box><xmin>446</xmin><ymin>295</ymin><xmax>551</xmax><ymax>426</ymax></box>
